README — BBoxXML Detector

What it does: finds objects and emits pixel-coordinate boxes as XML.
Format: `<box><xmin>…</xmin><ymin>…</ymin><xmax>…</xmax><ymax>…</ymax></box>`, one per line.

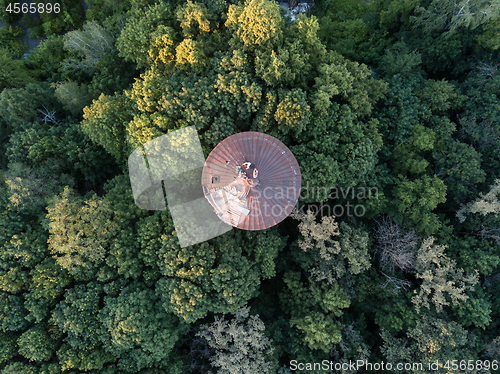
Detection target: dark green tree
<box><xmin>98</xmin><ymin>282</ymin><xmax>189</xmax><ymax>373</ymax></box>
<box><xmin>17</xmin><ymin>324</ymin><xmax>58</xmax><ymax>363</ymax></box>
<box><xmin>0</xmin><ymin>48</ymin><xmax>34</xmax><ymax>91</ymax></box>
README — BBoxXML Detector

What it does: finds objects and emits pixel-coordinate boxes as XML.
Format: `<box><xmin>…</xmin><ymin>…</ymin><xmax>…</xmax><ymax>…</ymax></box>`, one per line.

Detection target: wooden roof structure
<box><xmin>202</xmin><ymin>132</ymin><xmax>301</xmax><ymax>231</ymax></box>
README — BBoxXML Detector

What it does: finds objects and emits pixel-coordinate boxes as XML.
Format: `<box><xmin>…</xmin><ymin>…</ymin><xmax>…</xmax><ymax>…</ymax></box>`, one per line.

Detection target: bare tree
<box><xmin>330</xmin><ymin>323</ymin><xmax>371</xmax><ymax>374</ymax></box>
<box><xmin>458</xmin><ymin>113</ymin><xmax>499</xmax><ymax>150</ymax></box>
<box><xmin>482</xmin><ymin>270</ymin><xmax>500</xmax><ymax>287</ymax></box>
<box><xmin>52</xmin><ymin>81</ymin><xmax>92</xmax><ymax>115</ymax></box>
<box><xmin>478</xmin><ymin>227</ymin><xmax>500</xmax><ymax>244</ymax></box>
<box><xmin>485</xmin><ymin>336</ymin><xmax>500</xmax><ymax>360</ymax></box>
<box><xmin>373</xmin><ymin>216</ymin><xmax>419</xmax><ymax>273</ymax></box>
<box><xmin>37</xmin><ymin>105</ymin><xmax>60</xmax><ymax>125</ymax></box>
<box><xmin>475</xmin><ymin>61</ymin><xmax>498</xmax><ymax>81</ymax></box>
<box><xmin>62</xmin><ymin>22</ymin><xmax>114</xmax><ymax>71</ymax></box>
<box><xmin>412</xmin><ymin>0</ymin><xmax>500</xmax><ymax>37</ymax></box>
<box><xmin>184</xmin><ymin>327</ymin><xmax>213</xmax><ymax>374</ymax></box>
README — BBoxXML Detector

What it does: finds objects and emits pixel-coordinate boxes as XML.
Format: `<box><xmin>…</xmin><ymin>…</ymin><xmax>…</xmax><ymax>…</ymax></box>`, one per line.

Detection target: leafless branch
<box><xmin>478</xmin><ymin>227</ymin><xmax>500</xmax><ymax>244</ymax></box>
<box><xmin>37</xmin><ymin>105</ymin><xmax>59</xmax><ymax>125</ymax></box>
<box><xmin>373</xmin><ymin>216</ymin><xmax>418</xmax><ymax>273</ymax></box>
<box><xmin>380</xmin><ymin>271</ymin><xmax>413</xmax><ymax>290</ymax></box>
<box><xmin>475</xmin><ymin>61</ymin><xmax>498</xmax><ymax>80</ymax></box>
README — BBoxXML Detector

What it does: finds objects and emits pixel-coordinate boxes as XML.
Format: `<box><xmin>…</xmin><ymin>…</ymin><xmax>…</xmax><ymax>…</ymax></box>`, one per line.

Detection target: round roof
<box><xmin>201</xmin><ymin>132</ymin><xmax>301</xmax><ymax>230</ymax></box>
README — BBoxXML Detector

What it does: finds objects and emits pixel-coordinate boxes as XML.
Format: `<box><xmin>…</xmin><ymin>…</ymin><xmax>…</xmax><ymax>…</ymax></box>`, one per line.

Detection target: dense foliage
<box><xmin>1</xmin><ymin>0</ymin><xmax>500</xmax><ymax>373</ymax></box>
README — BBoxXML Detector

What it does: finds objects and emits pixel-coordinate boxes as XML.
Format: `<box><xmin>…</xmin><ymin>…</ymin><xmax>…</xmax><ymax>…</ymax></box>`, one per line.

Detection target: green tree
<box><xmin>51</xmin><ymin>282</ymin><xmax>103</xmax><ymax>350</ymax></box>
<box><xmin>211</xmin><ymin>50</ymin><xmax>263</xmax><ymax>122</ymax></box>
<box><xmin>203</xmin><ymin>114</ymin><xmax>237</xmax><ymax>146</ymax></box>
<box><xmin>225</xmin><ymin>0</ymin><xmax>284</xmax><ymax>49</ymax></box>
<box><xmin>372</xmin><ymin>288</ymin><xmax>419</xmax><ymax>334</ymax></box>
<box><xmin>381</xmin><ymin>315</ymin><xmax>478</xmax><ymax>372</ymax></box>
<box><xmin>0</xmin><ymin>48</ymin><xmax>34</xmax><ymax>91</ymax></box>
<box><xmin>85</xmin><ymin>0</ymin><xmax>133</xmax><ymax>24</ymax></box>
<box><xmin>379</xmin><ymin>0</ymin><xmax>420</xmax><ymax>30</ymax></box>
<box><xmin>0</xmin><ymin>331</ymin><xmax>17</xmax><ymax>365</ymax></box>
<box><xmin>379</xmin><ymin>41</ymin><xmax>422</xmax><ymax>79</ymax></box>
<box><xmin>81</xmin><ymin>92</ymin><xmax>136</xmax><ymax>162</ymax></box>
<box><xmin>176</xmin><ymin>0</ymin><xmax>212</xmax><ymax>38</ymax></box>
<box><xmin>4</xmin><ymin>162</ymin><xmax>74</xmax><ymax>215</ymax></box>
<box><xmin>5</xmin><ymin>121</ymin><xmax>118</xmax><ymax>190</ymax></box>
<box><xmin>24</xmin><ymin>258</ymin><xmax>71</xmax><ymax>323</ymax></box>
<box><xmin>116</xmin><ymin>2</ymin><xmax>174</xmax><ymax>68</ymax></box>
<box><xmin>458</xmin><ymin>113</ymin><xmax>500</xmax><ymax>152</ymax></box>
<box><xmin>156</xmin><ymin>232</ymin><xmax>264</xmax><ymax>323</ymax></box>
<box><xmin>0</xmin><ymin>190</ymin><xmax>48</xmax><ymax>270</ymax></box>
<box><xmin>98</xmin><ymin>282</ymin><xmax>189</xmax><ymax>373</ymax></box>
<box><xmin>0</xmin><ymin>292</ymin><xmax>28</xmax><ymax>332</ymax></box>
<box><xmin>1</xmin><ymin>362</ymin><xmax>38</xmax><ymax>374</ymax></box>
<box><xmin>279</xmin><ymin>271</ymin><xmax>350</xmax><ymax>353</ymax></box>
<box><xmin>23</xmin><ymin>35</ymin><xmax>67</xmax><ymax>81</ymax></box>
<box><xmin>415</xmin><ymin>78</ymin><xmax>461</xmax><ymax>113</ymax></box>
<box><xmin>314</xmin><ymin>0</ymin><xmax>372</xmax><ymax>62</ymax></box>
<box><xmin>17</xmin><ymin>324</ymin><xmax>58</xmax><ymax>362</ymax></box>
<box><xmin>147</xmin><ymin>25</ymin><xmax>178</xmax><ymax>71</ymax></box>
<box><xmin>89</xmin><ymin>50</ymin><xmax>139</xmax><ymax>97</ymax></box>
<box><xmin>0</xmin><ymin>0</ymin><xmax>23</xmax><ymax>23</ymax></box>
<box><xmin>0</xmin><ymin>25</ymin><xmax>26</xmax><ymax>57</ymax></box>
<box><xmin>56</xmin><ymin>343</ymin><xmax>116</xmax><ymax>372</ymax></box>
<box><xmin>100</xmin><ymin>174</ymin><xmax>149</xmax><ymax>280</ymax></box>
<box><xmin>254</xmin><ymin>42</ymin><xmax>309</xmax><ymax>88</ymax></box>
<box><xmin>0</xmin><ymin>83</ymin><xmax>59</xmax><ymax>133</ymax></box>
<box><xmin>451</xmin><ymin>284</ymin><xmax>492</xmax><ymax>329</ymax></box>
<box><xmin>391</xmin><ymin>175</ymin><xmax>447</xmax><ymax>235</ymax></box>
<box><xmin>37</xmin><ymin>0</ymin><xmax>84</xmax><ymax>37</ymax></box>
<box><xmin>149</xmin><ymin>209</ymin><xmax>285</xmax><ymax>323</ymax></box>
<box><xmin>292</xmin><ymin>104</ymin><xmax>380</xmax><ymax>203</ymax></box>
<box><xmin>434</xmin><ymin>140</ymin><xmax>485</xmax><ymax>203</ymax></box>
<box><xmin>391</xmin><ymin>123</ymin><xmax>436</xmax><ymax>176</ymax></box>
<box><xmin>376</xmin><ymin>75</ymin><xmax>430</xmax><ymax>146</ymax></box>
<box><xmin>46</xmin><ymin>187</ymin><xmax>120</xmax><ymax>281</ymax></box>
<box><xmin>175</xmin><ymin>38</ymin><xmax>208</xmax><ymax>73</ymax></box>
<box><xmin>274</xmin><ymin>88</ymin><xmax>311</xmax><ymax>136</ymax></box>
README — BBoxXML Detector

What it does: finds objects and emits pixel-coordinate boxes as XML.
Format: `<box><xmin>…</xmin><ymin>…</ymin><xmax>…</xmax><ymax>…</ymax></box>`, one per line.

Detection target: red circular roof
<box><xmin>202</xmin><ymin>132</ymin><xmax>301</xmax><ymax>230</ymax></box>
